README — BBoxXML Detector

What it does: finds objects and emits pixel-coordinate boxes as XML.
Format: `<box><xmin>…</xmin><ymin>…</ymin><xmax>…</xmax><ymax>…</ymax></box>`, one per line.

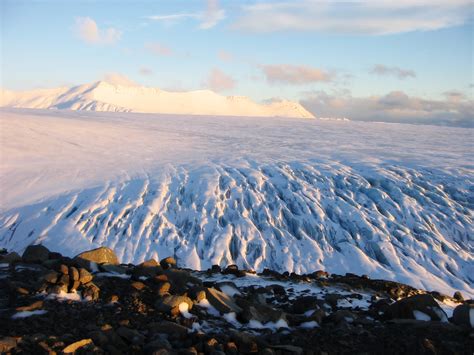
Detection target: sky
<box><xmin>1</xmin><ymin>0</ymin><xmax>473</xmax><ymax>126</ymax></box>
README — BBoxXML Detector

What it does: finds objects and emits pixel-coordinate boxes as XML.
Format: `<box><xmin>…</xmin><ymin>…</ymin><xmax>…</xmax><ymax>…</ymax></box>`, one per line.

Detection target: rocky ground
<box><xmin>0</xmin><ymin>246</ymin><xmax>472</xmax><ymax>355</ymax></box>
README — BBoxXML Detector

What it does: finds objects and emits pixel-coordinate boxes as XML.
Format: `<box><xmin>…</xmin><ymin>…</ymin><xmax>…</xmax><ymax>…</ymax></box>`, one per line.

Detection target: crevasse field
<box><xmin>0</xmin><ymin>108</ymin><xmax>473</xmax><ymax>297</ymax></box>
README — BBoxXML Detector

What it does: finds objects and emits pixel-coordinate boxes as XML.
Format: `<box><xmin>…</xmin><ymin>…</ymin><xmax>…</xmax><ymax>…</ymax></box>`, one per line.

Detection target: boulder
<box><xmin>100</xmin><ymin>263</ymin><xmax>128</xmax><ymax>274</ymax></box>
<box><xmin>386</xmin><ymin>294</ymin><xmax>448</xmax><ymax>321</ymax></box>
<box><xmin>42</xmin><ymin>270</ymin><xmax>59</xmax><ymax>284</ymax></box>
<box><xmin>74</xmin><ymin>247</ymin><xmax>119</xmax><ymax>270</ymax></box>
<box><xmin>188</xmin><ymin>286</ymin><xmax>207</xmax><ymax>302</ymax></box>
<box><xmin>79</xmin><ymin>268</ymin><xmax>93</xmax><ymax>284</ymax></box>
<box><xmin>62</xmin><ymin>339</ymin><xmax>94</xmax><ymax>353</ymax></box>
<box><xmin>22</xmin><ymin>245</ymin><xmax>50</xmax><ymax>263</ymax></box>
<box><xmin>453</xmin><ymin>291</ymin><xmax>464</xmax><ymax>302</ymax></box>
<box><xmin>0</xmin><ymin>337</ymin><xmax>17</xmax><ymax>353</ymax></box>
<box><xmin>155</xmin><ymin>295</ymin><xmax>193</xmax><ymax>316</ymax></box>
<box><xmin>117</xmin><ymin>326</ymin><xmax>145</xmax><ymax>345</ymax></box>
<box><xmin>237</xmin><ymin>298</ymin><xmax>286</xmax><ymax>324</ymax></box>
<box><xmin>132</xmin><ymin>260</ymin><xmax>163</xmax><ymax>279</ymax></box>
<box><xmin>82</xmin><ymin>282</ymin><xmax>100</xmax><ymax>301</ymax></box>
<box><xmin>451</xmin><ymin>303</ymin><xmax>473</xmax><ymax>328</ymax></box>
<box><xmin>160</xmin><ymin>256</ymin><xmax>177</xmax><ymax>269</ymax></box>
<box><xmin>205</xmin><ymin>287</ymin><xmax>242</xmax><ymax>314</ymax></box>
<box><xmin>69</xmin><ymin>266</ymin><xmax>79</xmax><ymax>281</ymax></box>
<box><xmin>164</xmin><ymin>269</ymin><xmax>202</xmax><ymax>294</ymax></box>
<box><xmin>147</xmin><ymin>321</ymin><xmax>189</xmax><ymax>340</ymax></box>
<box><xmin>291</xmin><ymin>296</ymin><xmax>320</xmax><ymax>314</ymax></box>
<box><xmin>0</xmin><ymin>252</ymin><xmax>21</xmax><ymax>264</ymax></box>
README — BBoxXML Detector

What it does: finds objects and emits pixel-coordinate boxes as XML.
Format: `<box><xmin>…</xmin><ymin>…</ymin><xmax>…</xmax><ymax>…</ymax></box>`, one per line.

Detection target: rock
<box><xmin>68</xmin><ymin>266</ymin><xmax>79</xmax><ymax>281</ymax></box>
<box><xmin>205</xmin><ymin>287</ymin><xmax>242</xmax><ymax>314</ymax></box>
<box><xmin>22</xmin><ymin>245</ymin><xmax>50</xmax><ymax>263</ymax></box>
<box><xmin>0</xmin><ymin>251</ymin><xmax>21</xmax><ymax>264</ymax></box>
<box><xmin>267</xmin><ymin>284</ymin><xmax>286</xmax><ymax>296</ymax></box>
<box><xmin>58</xmin><ymin>264</ymin><xmax>69</xmax><ymax>274</ymax></box>
<box><xmin>229</xmin><ymin>330</ymin><xmax>258</xmax><ymax>353</ymax></box>
<box><xmin>131</xmin><ymin>281</ymin><xmax>146</xmax><ymax>291</ymax></box>
<box><xmin>188</xmin><ymin>286</ymin><xmax>207</xmax><ymax>302</ymax></box>
<box><xmin>117</xmin><ymin>326</ymin><xmax>145</xmax><ymax>345</ymax></box>
<box><xmin>160</xmin><ymin>256</ymin><xmax>177</xmax><ymax>269</ymax></box>
<box><xmin>272</xmin><ymin>345</ymin><xmax>303</xmax><ymax>354</ymax></box>
<box><xmin>16</xmin><ymin>300</ymin><xmax>43</xmax><ymax>312</ymax></box>
<box><xmin>74</xmin><ymin>247</ymin><xmax>119</xmax><ymax>270</ymax></box>
<box><xmin>452</xmin><ymin>303</ymin><xmax>473</xmax><ymax>328</ymax></box>
<box><xmin>155</xmin><ymin>282</ymin><xmax>171</xmax><ymax>295</ymax></box>
<box><xmin>42</xmin><ymin>270</ymin><xmax>59</xmax><ymax>283</ymax></box>
<box><xmin>70</xmin><ymin>280</ymin><xmax>80</xmax><ymax>291</ymax></box>
<box><xmin>0</xmin><ymin>337</ymin><xmax>17</xmax><ymax>353</ymax></box>
<box><xmin>147</xmin><ymin>321</ymin><xmax>189</xmax><ymax>339</ymax></box>
<box><xmin>291</xmin><ymin>296</ymin><xmax>320</xmax><ymax>314</ymax></box>
<box><xmin>155</xmin><ymin>295</ymin><xmax>193</xmax><ymax>316</ymax></box>
<box><xmin>325</xmin><ymin>293</ymin><xmax>344</xmax><ymax>308</ymax></box>
<box><xmin>325</xmin><ymin>310</ymin><xmax>357</xmax><ymax>324</ymax></box>
<box><xmin>237</xmin><ymin>298</ymin><xmax>286</xmax><ymax>324</ymax></box>
<box><xmin>79</xmin><ymin>268</ymin><xmax>93</xmax><ymax>284</ymax></box>
<box><xmin>143</xmin><ymin>338</ymin><xmax>172</xmax><ymax>353</ymax></box>
<box><xmin>210</xmin><ymin>264</ymin><xmax>221</xmax><ymax>273</ymax></box>
<box><xmin>58</xmin><ymin>273</ymin><xmax>70</xmax><ymax>285</ymax></box>
<box><xmin>164</xmin><ymin>269</ymin><xmax>202</xmax><ymax>294</ymax></box>
<box><xmin>62</xmin><ymin>338</ymin><xmax>93</xmax><ymax>353</ymax></box>
<box><xmin>99</xmin><ymin>263</ymin><xmax>128</xmax><ymax>274</ymax></box>
<box><xmin>49</xmin><ymin>283</ymin><xmax>68</xmax><ymax>294</ymax></box>
<box><xmin>82</xmin><ymin>282</ymin><xmax>100</xmax><ymax>301</ymax></box>
<box><xmin>312</xmin><ymin>270</ymin><xmax>329</xmax><ymax>279</ymax></box>
<box><xmin>386</xmin><ymin>294</ymin><xmax>448</xmax><ymax>321</ymax></box>
<box><xmin>132</xmin><ymin>260</ymin><xmax>163</xmax><ymax>278</ymax></box>
<box><xmin>223</xmin><ymin>264</ymin><xmax>246</xmax><ymax>277</ymax></box>
<box><xmin>453</xmin><ymin>291</ymin><xmax>464</xmax><ymax>302</ymax></box>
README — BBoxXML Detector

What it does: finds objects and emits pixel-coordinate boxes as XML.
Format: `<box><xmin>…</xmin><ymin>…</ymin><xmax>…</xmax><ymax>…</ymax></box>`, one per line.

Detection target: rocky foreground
<box><xmin>0</xmin><ymin>246</ymin><xmax>472</xmax><ymax>354</ymax></box>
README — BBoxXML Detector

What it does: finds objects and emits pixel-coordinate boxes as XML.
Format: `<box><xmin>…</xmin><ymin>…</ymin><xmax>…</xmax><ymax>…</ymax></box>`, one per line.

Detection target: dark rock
<box><xmin>386</xmin><ymin>294</ymin><xmax>448</xmax><ymax>321</ymax></box>
<box><xmin>132</xmin><ymin>259</ymin><xmax>163</xmax><ymax>278</ymax></box>
<box><xmin>49</xmin><ymin>283</ymin><xmax>68</xmax><ymax>294</ymax></box>
<box><xmin>205</xmin><ymin>287</ymin><xmax>242</xmax><ymax>314</ymax></box>
<box><xmin>223</xmin><ymin>264</ymin><xmax>246</xmax><ymax>277</ymax></box>
<box><xmin>453</xmin><ymin>291</ymin><xmax>464</xmax><ymax>302</ymax></box>
<box><xmin>143</xmin><ymin>338</ymin><xmax>172</xmax><ymax>353</ymax></box>
<box><xmin>0</xmin><ymin>251</ymin><xmax>21</xmax><ymax>264</ymax></box>
<box><xmin>291</xmin><ymin>296</ymin><xmax>320</xmax><ymax>314</ymax></box>
<box><xmin>42</xmin><ymin>270</ymin><xmax>59</xmax><ymax>283</ymax></box>
<box><xmin>325</xmin><ymin>293</ymin><xmax>344</xmax><ymax>308</ymax></box>
<box><xmin>237</xmin><ymin>298</ymin><xmax>286</xmax><ymax>324</ymax></box>
<box><xmin>160</xmin><ymin>256</ymin><xmax>177</xmax><ymax>269</ymax></box>
<box><xmin>452</xmin><ymin>303</ymin><xmax>473</xmax><ymax>328</ymax></box>
<box><xmin>82</xmin><ymin>282</ymin><xmax>100</xmax><ymax>301</ymax></box>
<box><xmin>117</xmin><ymin>326</ymin><xmax>145</xmax><ymax>345</ymax></box>
<box><xmin>188</xmin><ymin>286</ymin><xmax>207</xmax><ymax>302</ymax></box>
<box><xmin>147</xmin><ymin>321</ymin><xmax>188</xmax><ymax>339</ymax></box>
<box><xmin>229</xmin><ymin>330</ymin><xmax>258</xmax><ymax>353</ymax></box>
<box><xmin>325</xmin><ymin>310</ymin><xmax>357</xmax><ymax>324</ymax></box>
<box><xmin>155</xmin><ymin>282</ymin><xmax>171</xmax><ymax>295</ymax></box>
<box><xmin>164</xmin><ymin>269</ymin><xmax>202</xmax><ymax>294</ymax></box>
<box><xmin>271</xmin><ymin>345</ymin><xmax>303</xmax><ymax>354</ymax></box>
<box><xmin>22</xmin><ymin>245</ymin><xmax>50</xmax><ymax>263</ymax></box>
<box><xmin>210</xmin><ymin>264</ymin><xmax>221</xmax><ymax>273</ymax></box>
<box><xmin>131</xmin><ymin>281</ymin><xmax>146</xmax><ymax>291</ymax></box>
<box><xmin>100</xmin><ymin>263</ymin><xmax>128</xmax><ymax>274</ymax></box>
<box><xmin>74</xmin><ymin>247</ymin><xmax>119</xmax><ymax>270</ymax></box>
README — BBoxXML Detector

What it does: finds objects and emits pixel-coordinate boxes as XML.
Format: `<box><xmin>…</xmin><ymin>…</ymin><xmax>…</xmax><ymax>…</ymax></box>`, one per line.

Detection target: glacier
<box><xmin>0</xmin><ymin>108</ymin><xmax>472</xmax><ymax>297</ymax></box>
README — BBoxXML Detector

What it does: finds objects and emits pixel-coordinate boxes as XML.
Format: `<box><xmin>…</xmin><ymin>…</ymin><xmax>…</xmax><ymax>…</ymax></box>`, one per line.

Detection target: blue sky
<box><xmin>1</xmin><ymin>0</ymin><xmax>473</xmax><ymax>125</ymax></box>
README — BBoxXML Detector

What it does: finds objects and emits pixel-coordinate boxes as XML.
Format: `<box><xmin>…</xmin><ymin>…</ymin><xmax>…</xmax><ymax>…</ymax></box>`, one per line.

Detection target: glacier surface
<box><xmin>0</xmin><ymin>108</ymin><xmax>473</xmax><ymax>297</ymax></box>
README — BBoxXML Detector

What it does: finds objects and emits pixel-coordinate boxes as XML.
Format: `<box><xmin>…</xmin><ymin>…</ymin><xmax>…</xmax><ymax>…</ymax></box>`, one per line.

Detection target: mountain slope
<box><xmin>0</xmin><ymin>81</ymin><xmax>315</xmax><ymax>118</ymax></box>
<box><xmin>0</xmin><ymin>109</ymin><xmax>472</xmax><ymax>298</ymax></box>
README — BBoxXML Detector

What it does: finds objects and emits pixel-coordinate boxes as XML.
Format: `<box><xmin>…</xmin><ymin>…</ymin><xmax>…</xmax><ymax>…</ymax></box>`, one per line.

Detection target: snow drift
<box><xmin>0</xmin><ymin>109</ymin><xmax>472</xmax><ymax>298</ymax></box>
<box><xmin>0</xmin><ymin>81</ymin><xmax>315</xmax><ymax>118</ymax></box>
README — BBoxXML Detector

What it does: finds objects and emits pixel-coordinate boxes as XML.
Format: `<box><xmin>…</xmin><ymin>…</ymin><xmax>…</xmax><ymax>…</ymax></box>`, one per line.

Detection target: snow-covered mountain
<box><xmin>0</xmin><ymin>109</ymin><xmax>472</xmax><ymax>298</ymax></box>
<box><xmin>0</xmin><ymin>81</ymin><xmax>315</xmax><ymax>118</ymax></box>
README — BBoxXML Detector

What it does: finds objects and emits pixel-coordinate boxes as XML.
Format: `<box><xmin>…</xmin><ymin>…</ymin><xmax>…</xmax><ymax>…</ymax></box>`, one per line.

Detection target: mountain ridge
<box><xmin>0</xmin><ymin>81</ymin><xmax>315</xmax><ymax>118</ymax></box>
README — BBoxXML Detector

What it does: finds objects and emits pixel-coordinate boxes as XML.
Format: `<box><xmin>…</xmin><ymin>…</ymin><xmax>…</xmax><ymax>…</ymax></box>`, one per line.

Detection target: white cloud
<box><xmin>300</xmin><ymin>90</ymin><xmax>474</xmax><ymax>127</ymax></box>
<box><xmin>146</xmin><ymin>0</ymin><xmax>225</xmax><ymax>29</ymax></box>
<box><xmin>203</xmin><ymin>68</ymin><xmax>236</xmax><ymax>92</ymax></box>
<box><xmin>102</xmin><ymin>73</ymin><xmax>137</xmax><ymax>86</ymax></box>
<box><xmin>232</xmin><ymin>0</ymin><xmax>472</xmax><ymax>35</ymax></box>
<box><xmin>144</xmin><ymin>42</ymin><xmax>173</xmax><ymax>56</ymax></box>
<box><xmin>370</xmin><ymin>65</ymin><xmax>416</xmax><ymax>79</ymax></box>
<box><xmin>74</xmin><ymin>17</ymin><xmax>121</xmax><ymax>45</ymax></box>
<box><xmin>260</xmin><ymin>64</ymin><xmax>333</xmax><ymax>85</ymax></box>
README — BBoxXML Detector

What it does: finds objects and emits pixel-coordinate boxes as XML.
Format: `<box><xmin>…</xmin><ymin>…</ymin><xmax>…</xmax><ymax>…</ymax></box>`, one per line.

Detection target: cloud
<box><xmin>232</xmin><ymin>0</ymin><xmax>472</xmax><ymax>35</ymax></box>
<box><xmin>74</xmin><ymin>17</ymin><xmax>121</xmax><ymax>45</ymax></box>
<box><xmin>300</xmin><ymin>90</ymin><xmax>474</xmax><ymax>127</ymax></box>
<box><xmin>102</xmin><ymin>73</ymin><xmax>137</xmax><ymax>86</ymax></box>
<box><xmin>145</xmin><ymin>42</ymin><xmax>173</xmax><ymax>56</ymax></box>
<box><xmin>370</xmin><ymin>65</ymin><xmax>416</xmax><ymax>79</ymax></box>
<box><xmin>139</xmin><ymin>67</ymin><xmax>153</xmax><ymax>76</ymax></box>
<box><xmin>203</xmin><ymin>68</ymin><xmax>236</xmax><ymax>92</ymax></box>
<box><xmin>260</xmin><ymin>64</ymin><xmax>333</xmax><ymax>85</ymax></box>
<box><xmin>146</xmin><ymin>0</ymin><xmax>225</xmax><ymax>29</ymax></box>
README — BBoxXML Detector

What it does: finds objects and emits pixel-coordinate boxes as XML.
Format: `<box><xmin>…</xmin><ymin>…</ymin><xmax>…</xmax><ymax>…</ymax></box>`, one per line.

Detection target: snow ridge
<box><xmin>0</xmin><ymin>81</ymin><xmax>314</xmax><ymax>118</ymax></box>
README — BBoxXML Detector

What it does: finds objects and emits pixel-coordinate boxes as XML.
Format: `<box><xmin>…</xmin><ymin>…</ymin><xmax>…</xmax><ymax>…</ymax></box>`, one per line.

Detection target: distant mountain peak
<box><xmin>0</xmin><ymin>82</ymin><xmax>315</xmax><ymax>119</ymax></box>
